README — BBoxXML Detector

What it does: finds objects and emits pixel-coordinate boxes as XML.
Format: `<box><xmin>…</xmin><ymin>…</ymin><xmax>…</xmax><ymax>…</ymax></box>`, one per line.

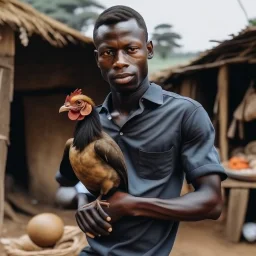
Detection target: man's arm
<box><xmin>105</xmin><ymin>174</ymin><xmax>222</xmax><ymax>222</ymax></box>
<box><xmin>77</xmin><ymin>173</ymin><xmax>222</xmax><ymax>237</ymax></box>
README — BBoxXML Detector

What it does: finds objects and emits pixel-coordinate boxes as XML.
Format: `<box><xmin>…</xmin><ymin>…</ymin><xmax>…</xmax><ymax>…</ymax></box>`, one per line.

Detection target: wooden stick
<box><xmin>218</xmin><ymin>65</ymin><xmax>229</xmax><ymax>161</ymax></box>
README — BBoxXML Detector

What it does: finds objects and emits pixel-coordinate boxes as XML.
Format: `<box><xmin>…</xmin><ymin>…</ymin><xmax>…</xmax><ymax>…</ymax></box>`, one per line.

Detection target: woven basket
<box><xmin>0</xmin><ymin>226</ymin><xmax>87</xmax><ymax>256</ymax></box>
<box><xmin>245</xmin><ymin>141</ymin><xmax>256</xmax><ymax>156</ymax></box>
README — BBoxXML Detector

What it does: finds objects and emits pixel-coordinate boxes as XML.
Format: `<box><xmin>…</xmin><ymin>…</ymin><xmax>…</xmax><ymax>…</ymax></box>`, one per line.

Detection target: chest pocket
<box><xmin>137</xmin><ymin>147</ymin><xmax>173</xmax><ymax>180</ymax></box>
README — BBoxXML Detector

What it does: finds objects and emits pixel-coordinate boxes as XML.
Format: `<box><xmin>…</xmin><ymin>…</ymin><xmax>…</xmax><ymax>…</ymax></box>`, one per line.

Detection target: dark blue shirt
<box><xmin>82</xmin><ymin>83</ymin><xmax>226</xmax><ymax>256</ymax></box>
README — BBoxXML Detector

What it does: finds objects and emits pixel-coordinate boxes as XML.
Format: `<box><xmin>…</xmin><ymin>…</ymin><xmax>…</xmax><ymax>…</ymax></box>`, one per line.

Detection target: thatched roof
<box><xmin>151</xmin><ymin>25</ymin><xmax>256</xmax><ymax>83</ymax></box>
<box><xmin>0</xmin><ymin>0</ymin><xmax>93</xmax><ymax>47</ymax></box>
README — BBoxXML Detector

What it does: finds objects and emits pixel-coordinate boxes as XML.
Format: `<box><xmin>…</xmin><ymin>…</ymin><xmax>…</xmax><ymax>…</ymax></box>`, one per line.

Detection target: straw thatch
<box><xmin>150</xmin><ymin>25</ymin><xmax>256</xmax><ymax>83</ymax></box>
<box><xmin>0</xmin><ymin>0</ymin><xmax>92</xmax><ymax>47</ymax></box>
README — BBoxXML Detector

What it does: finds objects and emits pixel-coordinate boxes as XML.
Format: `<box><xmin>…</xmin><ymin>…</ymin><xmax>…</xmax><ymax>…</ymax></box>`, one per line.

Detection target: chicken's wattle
<box><xmin>68</xmin><ymin>110</ymin><xmax>83</xmax><ymax>120</ymax></box>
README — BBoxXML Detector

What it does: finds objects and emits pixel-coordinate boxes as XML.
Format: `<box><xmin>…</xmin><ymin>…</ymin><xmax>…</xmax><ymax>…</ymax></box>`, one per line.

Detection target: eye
<box><xmin>76</xmin><ymin>100</ymin><xmax>83</xmax><ymax>106</ymax></box>
<box><xmin>127</xmin><ymin>47</ymin><xmax>139</xmax><ymax>53</ymax></box>
<box><xmin>101</xmin><ymin>50</ymin><xmax>115</xmax><ymax>56</ymax></box>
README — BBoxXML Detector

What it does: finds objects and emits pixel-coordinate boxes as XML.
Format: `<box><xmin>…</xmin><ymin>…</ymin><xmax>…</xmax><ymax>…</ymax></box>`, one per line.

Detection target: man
<box><xmin>56</xmin><ymin>5</ymin><xmax>227</xmax><ymax>256</ymax></box>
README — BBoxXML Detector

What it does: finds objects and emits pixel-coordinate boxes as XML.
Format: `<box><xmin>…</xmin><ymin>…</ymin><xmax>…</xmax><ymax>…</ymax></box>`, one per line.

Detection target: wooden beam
<box><xmin>170</xmin><ymin>56</ymin><xmax>256</xmax><ymax>77</ymax></box>
<box><xmin>180</xmin><ymin>79</ymin><xmax>192</xmax><ymax>97</ymax></box>
<box><xmin>218</xmin><ymin>65</ymin><xmax>229</xmax><ymax>161</ymax></box>
<box><xmin>0</xmin><ymin>25</ymin><xmax>15</xmax><ymax>235</ymax></box>
<box><xmin>0</xmin><ymin>25</ymin><xmax>15</xmax><ymax>57</ymax></box>
<box><xmin>222</xmin><ymin>177</ymin><xmax>256</xmax><ymax>189</ymax></box>
<box><xmin>0</xmin><ymin>141</ymin><xmax>8</xmax><ymax>234</ymax></box>
<box><xmin>226</xmin><ymin>188</ymin><xmax>249</xmax><ymax>242</ymax></box>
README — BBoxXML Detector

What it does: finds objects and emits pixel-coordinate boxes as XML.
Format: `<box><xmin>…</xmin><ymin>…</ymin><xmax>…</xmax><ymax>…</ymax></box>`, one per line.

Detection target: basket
<box><xmin>0</xmin><ymin>226</ymin><xmax>87</xmax><ymax>256</ymax></box>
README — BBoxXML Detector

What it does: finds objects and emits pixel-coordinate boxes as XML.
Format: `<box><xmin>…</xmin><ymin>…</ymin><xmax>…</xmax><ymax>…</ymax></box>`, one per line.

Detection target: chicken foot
<box><xmin>82</xmin><ymin>194</ymin><xmax>110</xmax><ymax>212</ymax></box>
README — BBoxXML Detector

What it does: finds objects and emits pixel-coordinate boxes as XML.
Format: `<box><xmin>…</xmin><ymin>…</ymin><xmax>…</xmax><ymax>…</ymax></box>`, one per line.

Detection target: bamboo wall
<box><xmin>0</xmin><ymin>25</ymin><xmax>14</xmax><ymax>234</ymax></box>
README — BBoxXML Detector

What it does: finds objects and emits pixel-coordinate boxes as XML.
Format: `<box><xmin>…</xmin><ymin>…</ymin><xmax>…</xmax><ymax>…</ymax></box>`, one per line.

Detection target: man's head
<box><xmin>93</xmin><ymin>5</ymin><xmax>148</xmax><ymax>42</ymax></box>
<box><xmin>93</xmin><ymin>5</ymin><xmax>153</xmax><ymax>93</ymax></box>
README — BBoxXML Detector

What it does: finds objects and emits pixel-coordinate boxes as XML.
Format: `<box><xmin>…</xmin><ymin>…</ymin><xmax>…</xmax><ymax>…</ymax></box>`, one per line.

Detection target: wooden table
<box><xmin>222</xmin><ymin>178</ymin><xmax>256</xmax><ymax>242</ymax></box>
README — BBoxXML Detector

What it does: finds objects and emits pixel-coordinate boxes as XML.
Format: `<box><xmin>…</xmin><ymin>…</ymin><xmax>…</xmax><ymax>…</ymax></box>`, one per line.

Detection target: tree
<box><xmin>151</xmin><ymin>23</ymin><xmax>181</xmax><ymax>59</ymax></box>
<box><xmin>249</xmin><ymin>18</ymin><xmax>256</xmax><ymax>26</ymax></box>
<box><xmin>21</xmin><ymin>0</ymin><xmax>105</xmax><ymax>31</ymax></box>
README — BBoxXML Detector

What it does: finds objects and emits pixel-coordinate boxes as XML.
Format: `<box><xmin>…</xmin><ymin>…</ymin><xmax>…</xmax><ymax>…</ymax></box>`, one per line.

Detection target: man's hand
<box><xmin>75</xmin><ymin>194</ymin><xmax>112</xmax><ymax>238</ymax></box>
<box><xmin>103</xmin><ymin>191</ymin><xmax>135</xmax><ymax>223</ymax></box>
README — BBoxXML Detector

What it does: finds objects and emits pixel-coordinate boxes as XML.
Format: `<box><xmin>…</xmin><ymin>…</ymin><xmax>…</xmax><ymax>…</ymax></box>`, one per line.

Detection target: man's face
<box><xmin>94</xmin><ymin>19</ymin><xmax>153</xmax><ymax>93</ymax></box>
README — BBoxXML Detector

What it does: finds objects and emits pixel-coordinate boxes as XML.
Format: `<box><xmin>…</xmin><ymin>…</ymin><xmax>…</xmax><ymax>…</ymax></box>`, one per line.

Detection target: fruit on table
<box><xmin>228</xmin><ymin>156</ymin><xmax>250</xmax><ymax>170</ymax></box>
<box><xmin>27</xmin><ymin>213</ymin><xmax>64</xmax><ymax>247</ymax></box>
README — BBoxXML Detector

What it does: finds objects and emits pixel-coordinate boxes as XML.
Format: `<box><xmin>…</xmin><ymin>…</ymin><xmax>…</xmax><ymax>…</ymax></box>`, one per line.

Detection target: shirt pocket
<box><xmin>137</xmin><ymin>147</ymin><xmax>173</xmax><ymax>180</ymax></box>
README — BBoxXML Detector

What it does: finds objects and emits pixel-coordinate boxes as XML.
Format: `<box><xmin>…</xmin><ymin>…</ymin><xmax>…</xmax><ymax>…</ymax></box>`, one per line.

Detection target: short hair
<box><xmin>93</xmin><ymin>5</ymin><xmax>148</xmax><ymax>42</ymax></box>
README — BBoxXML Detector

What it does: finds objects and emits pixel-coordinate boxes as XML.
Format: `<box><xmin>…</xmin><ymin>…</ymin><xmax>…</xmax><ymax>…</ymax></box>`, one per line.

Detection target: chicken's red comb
<box><xmin>65</xmin><ymin>89</ymin><xmax>82</xmax><ymax>103</ymax></box>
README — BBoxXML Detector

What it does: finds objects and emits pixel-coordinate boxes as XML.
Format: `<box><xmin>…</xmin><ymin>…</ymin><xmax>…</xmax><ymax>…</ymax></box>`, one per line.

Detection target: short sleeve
<box><xmin>181</xmin><ymin>106</ymin><xmax>227</xmax><ymax>183</ymax></box>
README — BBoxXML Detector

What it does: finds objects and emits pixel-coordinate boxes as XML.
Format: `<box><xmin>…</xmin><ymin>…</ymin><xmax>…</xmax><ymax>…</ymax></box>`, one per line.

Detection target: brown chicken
<box><xmin>59</xmin><ymin>89</ymin><xmax>128</xmax><ymax>212</ymax></box>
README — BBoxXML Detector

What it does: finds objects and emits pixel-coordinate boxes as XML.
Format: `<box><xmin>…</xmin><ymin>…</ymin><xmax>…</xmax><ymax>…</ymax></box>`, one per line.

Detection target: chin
<box><xmin>112</xmin><ymin>82</ymin><xmax>139</xmax><ymax>93</ymax></box>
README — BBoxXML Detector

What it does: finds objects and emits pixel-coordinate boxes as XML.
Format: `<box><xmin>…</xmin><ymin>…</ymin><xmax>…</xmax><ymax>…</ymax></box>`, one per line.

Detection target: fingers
<box><xmin>97</xmin><ymin>203</ymin><xmax>112</xmax><ymax>222</ymax></box>
<box><xmin>85</xmin><ymin>210</ymin><xmax>110</xmax><ymax>236</ymax></box>
<box><xmin>76</xmin><ymin>217</ymin><xmax>95</xmax><ymax>238</ymax></box>
<box><xmin>90</xmin><ymin>209</ymin><xmax>112</xmax><ymax>233</ymax></box>
<box><xmin>76</xmin><ymin>213</ymin><xmax>97</xmax><ymax>238</ymax></box>
<box><xmin>75</xmin><ymin>206</ymin><xmax>112</xmax><ymax>237</ymax></box>
<box><xmin>86</xmin><ymin>232</ymin><xmax>95</xmax><ymax>239</ymax></box>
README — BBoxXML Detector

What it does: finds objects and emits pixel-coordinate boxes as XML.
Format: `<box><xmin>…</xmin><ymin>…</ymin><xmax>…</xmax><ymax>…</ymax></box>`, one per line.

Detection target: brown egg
<box><xmin>27</xmin><ymin>213</ymin><xmax>64</xmax><ymax>247</ymax></box>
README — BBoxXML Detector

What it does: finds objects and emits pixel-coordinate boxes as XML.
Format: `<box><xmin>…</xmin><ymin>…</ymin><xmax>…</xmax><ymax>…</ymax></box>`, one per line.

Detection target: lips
<box><xmin>113</xmin><ymin>73</ymin><xmax>134</xmax><ymax>84</ymax></box>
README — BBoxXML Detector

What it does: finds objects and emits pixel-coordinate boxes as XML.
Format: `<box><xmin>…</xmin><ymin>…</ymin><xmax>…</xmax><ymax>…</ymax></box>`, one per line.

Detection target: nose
<box><xmin>113</xmin><ymin>50</ymin><xmax>129</xmax><ymax>69</ymax></box>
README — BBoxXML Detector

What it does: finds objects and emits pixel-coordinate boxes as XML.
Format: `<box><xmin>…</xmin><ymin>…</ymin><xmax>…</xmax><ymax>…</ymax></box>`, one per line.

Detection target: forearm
<box><xmin>130</xmin><ymin>189</ymin><xmax>222</xmax><ymax>221</ymax></box>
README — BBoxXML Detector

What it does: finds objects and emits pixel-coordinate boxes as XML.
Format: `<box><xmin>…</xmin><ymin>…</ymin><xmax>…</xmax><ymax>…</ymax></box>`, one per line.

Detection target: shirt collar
<box><xmin>98</xmin><ymin>83</ymin><xmax>163</xmax><ymax>113</ymax></box>
<box><xmin>141</xmin><ymin>83</ymin><xmax>163</xmax><ymax>105</ymax></box>
<box><xmin>99</xmin><ymin>92</ymin><xmax>111</xmax><ymax>113</ymax></box>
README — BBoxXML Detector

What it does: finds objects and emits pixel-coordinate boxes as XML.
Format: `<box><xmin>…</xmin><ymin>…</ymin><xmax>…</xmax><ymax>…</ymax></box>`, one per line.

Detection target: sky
<box><xmin>92</xmin><ymin>0</ymin><xmax>256</xmax><ymax>52</ymax></box>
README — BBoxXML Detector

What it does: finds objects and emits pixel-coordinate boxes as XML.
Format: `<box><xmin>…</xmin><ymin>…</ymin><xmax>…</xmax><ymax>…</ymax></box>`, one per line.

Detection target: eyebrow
<box><xmin>98</xmin><ymin>40</ymin><xmax>143</xmax><ymax>49</ymax></box>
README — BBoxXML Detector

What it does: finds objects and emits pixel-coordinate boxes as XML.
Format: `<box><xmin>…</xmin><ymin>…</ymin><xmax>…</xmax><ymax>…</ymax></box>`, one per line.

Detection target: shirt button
<box><xmin>108</xmin><ymin>116</ymin><xmax>112</xmax><ymax>120</ymax></box>
<box><xmin>120</xmin><ymin>132</ymin><xmax>123</xmax><ymax>136</ymax></box>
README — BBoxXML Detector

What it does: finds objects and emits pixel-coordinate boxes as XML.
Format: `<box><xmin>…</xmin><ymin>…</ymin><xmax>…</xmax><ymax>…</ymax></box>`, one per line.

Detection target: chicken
<box><xmin>59</xmin><ymin>89</ymin><xmax>128</xmax><ymax>213</ymax></box>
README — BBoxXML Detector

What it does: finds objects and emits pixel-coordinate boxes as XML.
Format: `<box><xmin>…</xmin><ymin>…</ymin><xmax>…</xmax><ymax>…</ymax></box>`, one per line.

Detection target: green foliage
<box><xmin>249</xmin><ymin>18</ymin><xmax>256</xmax><ymax>26</ymax></box>
<box><xmin>151</xmin><ymin>23</ymin><xmax>182</xmax><ymax>59</ymax></box>
<box><xmin>21</xmin><ymin>0</ymin><xmax>105</xmax><ymax>31</ymax></box>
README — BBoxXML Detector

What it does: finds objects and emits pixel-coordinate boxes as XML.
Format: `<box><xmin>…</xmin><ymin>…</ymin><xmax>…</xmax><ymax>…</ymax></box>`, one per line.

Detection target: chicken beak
<box><xmin>59</xmin><ymin>105</ymin><xmax>70</xmax><ymax>113</ymax></box>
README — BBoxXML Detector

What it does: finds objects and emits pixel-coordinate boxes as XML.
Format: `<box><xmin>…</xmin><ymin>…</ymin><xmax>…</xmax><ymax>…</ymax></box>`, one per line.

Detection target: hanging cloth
<box><xmin>228</xmin><ymin>81</ymin><xmax>256</xmax><ymax>139</ymax></box>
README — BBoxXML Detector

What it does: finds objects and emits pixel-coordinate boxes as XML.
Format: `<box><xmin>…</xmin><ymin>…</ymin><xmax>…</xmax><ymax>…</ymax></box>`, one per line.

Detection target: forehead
<box><xmin>94</xmin><ymin>19</ymin><xmax>146</xmax><ymax>46</ymax></box>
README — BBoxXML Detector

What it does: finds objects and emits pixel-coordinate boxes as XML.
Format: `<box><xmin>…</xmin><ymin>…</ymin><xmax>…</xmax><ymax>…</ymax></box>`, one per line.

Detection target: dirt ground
<box><xmin>1</xmin><ymin>206</ymin><xmax>256</xmax><ymax>256</ymax></box>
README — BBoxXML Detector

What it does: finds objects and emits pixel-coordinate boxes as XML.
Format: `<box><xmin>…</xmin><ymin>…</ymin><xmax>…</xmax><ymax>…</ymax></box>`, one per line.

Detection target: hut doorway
<box><xmin>6</xmin><ymin>93</ymin><xmax>29</xmax><ymax>190</ymax></box>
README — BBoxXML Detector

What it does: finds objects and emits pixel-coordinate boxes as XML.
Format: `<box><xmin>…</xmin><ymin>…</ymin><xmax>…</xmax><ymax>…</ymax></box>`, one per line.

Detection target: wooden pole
<box><xmin>217</xmin><ymin>65</ymin><xmax>229</xmax><ymax>161</ymax></box>
<box><xmin>0</xmin><ymin>25</ymin><xmax>15</xmax><ymax>235</ymax></box>
<box><xmin>180</xmin><ymin>79</ymin><xmax>192</xmax><ymax>97</ymax></box>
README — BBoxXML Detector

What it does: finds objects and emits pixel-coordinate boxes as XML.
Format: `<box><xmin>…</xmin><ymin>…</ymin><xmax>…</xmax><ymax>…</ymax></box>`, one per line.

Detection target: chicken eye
<box><xmin>76</xmin><ymin>100</ymin><xmax>83</xmax><ymax>106</ymax></box>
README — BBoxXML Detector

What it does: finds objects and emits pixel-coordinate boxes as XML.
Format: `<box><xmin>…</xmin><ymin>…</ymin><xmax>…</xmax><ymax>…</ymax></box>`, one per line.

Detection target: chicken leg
<box><xmin>82</xmin><ymin>194</ymin><xmax>110</xmax><ymax>213</ymax></box>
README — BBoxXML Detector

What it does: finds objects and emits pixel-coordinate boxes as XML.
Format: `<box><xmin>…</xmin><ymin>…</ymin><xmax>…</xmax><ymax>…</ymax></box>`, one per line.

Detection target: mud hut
<box><xmin>151</xmin><ymin>26</ymin><xmax>256</xmax><ymax>163</ymax></box>
<box><xmin>0</xmin><ymin>0</ymin><xmax>108</xmax><ymax>230</ymax></box>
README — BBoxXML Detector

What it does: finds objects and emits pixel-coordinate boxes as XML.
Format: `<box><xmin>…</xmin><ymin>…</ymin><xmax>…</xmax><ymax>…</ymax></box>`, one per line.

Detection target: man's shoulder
<box><xmin>161</xmin><ymin>88</ymin><xmax>201</xmax><ymax>109</ymax></box>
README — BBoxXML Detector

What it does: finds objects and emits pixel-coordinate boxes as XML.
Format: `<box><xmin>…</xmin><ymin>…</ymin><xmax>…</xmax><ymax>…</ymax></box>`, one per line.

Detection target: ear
<box><xmin>147</xmin><ymin>41</ymin><xmax>154</xmax><ymax>59</ymax></box>
<box><xmin>94</xmin><ymin>49</ymin><xmax>100</xmax><ymax>68</ymax></box>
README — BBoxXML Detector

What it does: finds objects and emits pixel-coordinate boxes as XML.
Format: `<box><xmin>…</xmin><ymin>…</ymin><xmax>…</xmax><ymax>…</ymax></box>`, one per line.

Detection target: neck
<box><xmin>73</xmin><ymin>108</ymin><xmax>102</xmax><ymax>151</ymax></box>
<box><xmin>111</xmin><ymin>77</ymin><xmax>150</xmax><ymax>115</ymax></box>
